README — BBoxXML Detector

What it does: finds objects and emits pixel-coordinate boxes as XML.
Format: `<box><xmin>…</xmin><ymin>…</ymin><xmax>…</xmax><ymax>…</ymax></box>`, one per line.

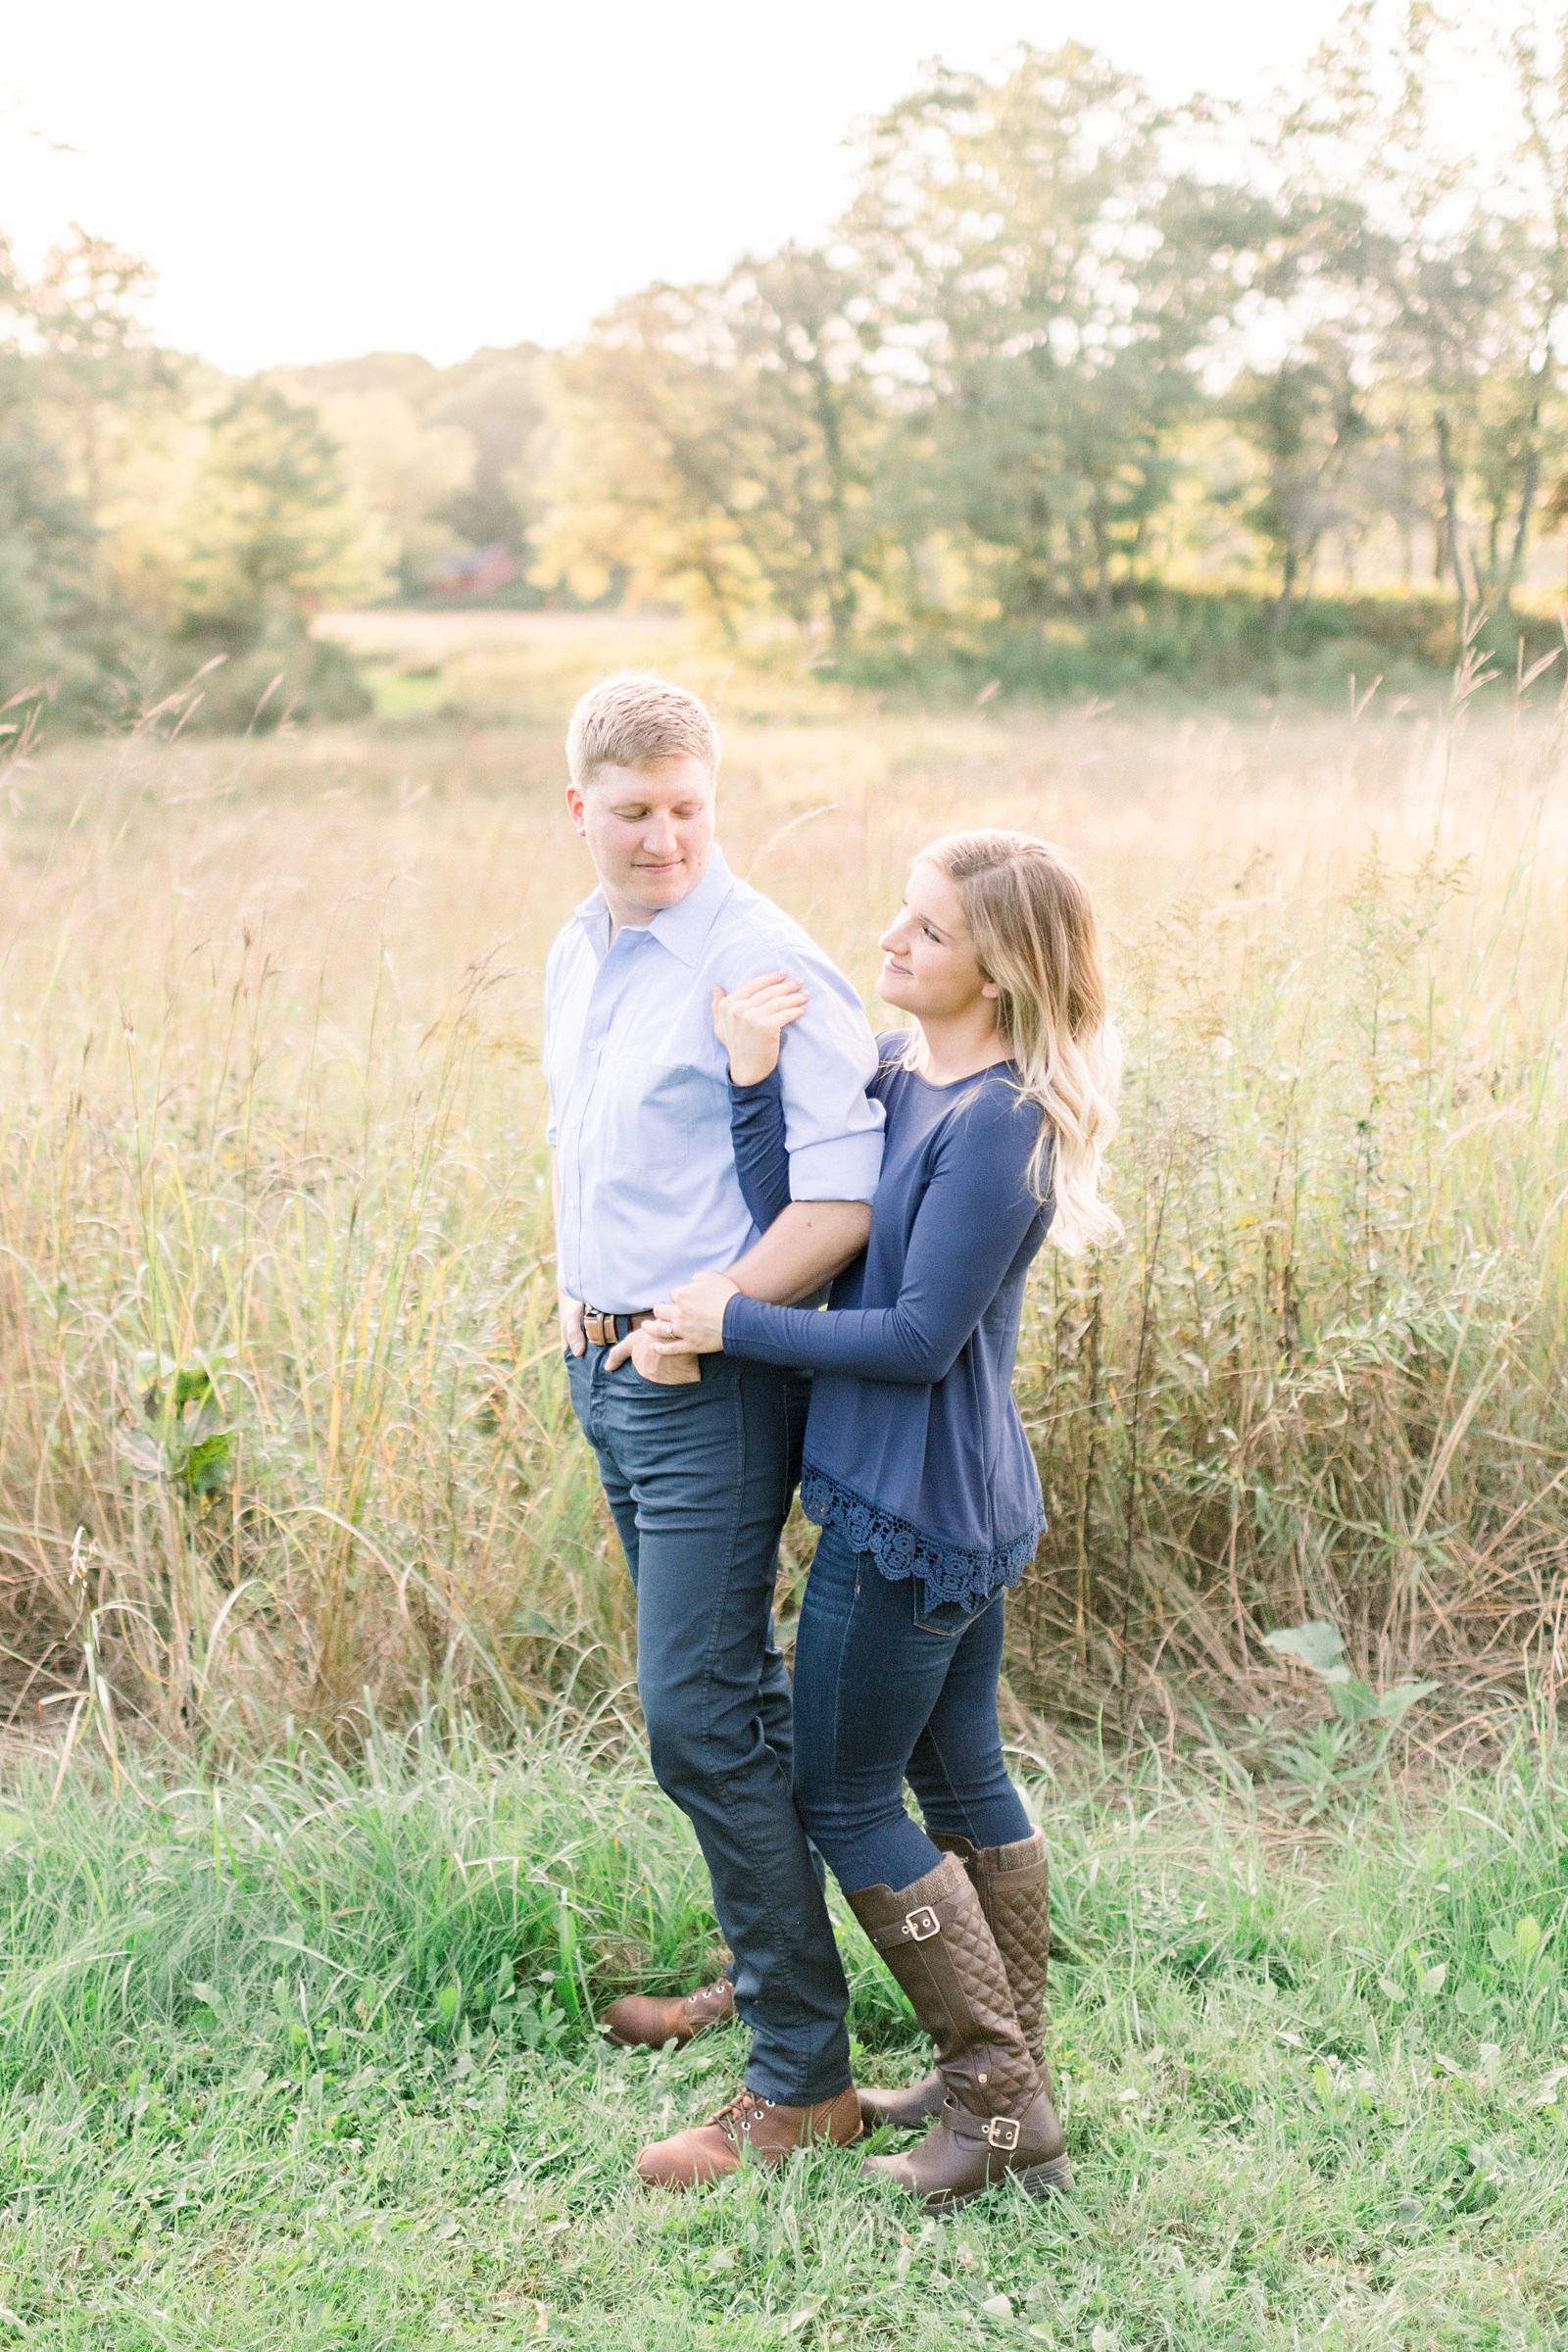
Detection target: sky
<box><xmin>2</xmin><ymin>0</ymin><xmax>1382</xmax><ymax>372</ymax></box>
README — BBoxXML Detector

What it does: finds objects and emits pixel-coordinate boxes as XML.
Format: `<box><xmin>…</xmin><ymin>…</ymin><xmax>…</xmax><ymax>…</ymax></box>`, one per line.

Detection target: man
<box><xmin>545</xmin><ymin>670</ymin><xmax>882</xmax><ymax>2187</ymax></box>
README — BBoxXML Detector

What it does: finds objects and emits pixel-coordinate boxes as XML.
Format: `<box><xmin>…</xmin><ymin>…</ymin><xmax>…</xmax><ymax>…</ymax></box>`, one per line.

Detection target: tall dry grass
<box><xmin>3</xmin><ymin>632</ymin><xmax>1567</xmax><ymax>1751</ymax></box>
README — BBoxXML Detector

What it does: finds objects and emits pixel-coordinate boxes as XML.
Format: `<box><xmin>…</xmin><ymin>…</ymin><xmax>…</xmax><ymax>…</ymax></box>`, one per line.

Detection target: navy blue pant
<box><xmin>567</xmin><ymin>1346</ymin><xmax>852</xmax><ymax>2106</ymax></box>
<box><xmin>791</xmin><ymin>1523</ymin><xmax>1034</xmax><ymax>1894</ymax></box>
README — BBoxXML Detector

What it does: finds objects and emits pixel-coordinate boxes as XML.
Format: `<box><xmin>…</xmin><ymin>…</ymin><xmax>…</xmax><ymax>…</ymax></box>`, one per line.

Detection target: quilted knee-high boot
<box><xmin>858</xmin><ymin>1829</ymin><xmax>1054</xmax><ymax>2132</ymax></box>
<box><xmin>846</xmin><ymin>1850</ymin><xmax>1071</xmax><ymax>2209</ymax></box>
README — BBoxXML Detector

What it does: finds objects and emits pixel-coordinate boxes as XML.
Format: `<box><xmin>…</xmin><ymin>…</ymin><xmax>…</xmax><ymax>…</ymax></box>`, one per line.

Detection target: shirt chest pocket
<box><xmin>606</xmin><ymin>987</ymin><xmax>728</xmax><ymax>1170</ymax></box>
<box><xmin>610</xmin><ymin>1053</ymin><xmax>726</xmax><ymax>1175</ymax></box>
<box><xmin>638</xmin><ymin>1059</ymin><xmax>702</xmax><ymax>1161</ymax></box>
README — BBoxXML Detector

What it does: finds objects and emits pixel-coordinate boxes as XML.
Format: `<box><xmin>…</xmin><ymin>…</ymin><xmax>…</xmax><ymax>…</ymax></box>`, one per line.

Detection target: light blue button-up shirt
<box><xmin>545</xmin><ymin>848</ymin><xmax>884</xmax><ymax>1312</ymax></box>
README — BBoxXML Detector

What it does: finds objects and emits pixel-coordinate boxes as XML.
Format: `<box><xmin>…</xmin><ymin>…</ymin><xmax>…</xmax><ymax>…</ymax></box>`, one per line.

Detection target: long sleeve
<box><xmin>723</xmin><ymin>1092</ymin><xmax>1051</xmax><ymax>1384</ymax></box>
<box><xmin>728</xmin><ymin>1067</ymin><xmax>792</xmax><ymax>1234</ymax></box>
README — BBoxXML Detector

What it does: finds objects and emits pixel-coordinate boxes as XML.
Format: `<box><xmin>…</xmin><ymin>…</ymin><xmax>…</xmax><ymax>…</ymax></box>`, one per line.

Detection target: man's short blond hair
<box><xmin>565</xmin><ymin>671</ymin><xmax>720</xmax><ymax>790</ymax></box>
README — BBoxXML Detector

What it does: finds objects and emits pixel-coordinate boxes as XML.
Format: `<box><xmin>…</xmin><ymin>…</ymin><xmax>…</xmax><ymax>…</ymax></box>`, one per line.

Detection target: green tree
<box><xmin>845</xmin><ymin>44</ymin><xmax>1260</xmax><ymax>621</ymax></box>
<box><xmin>427</xmin><ymin>344</ymin><xmax>547</xmax><ymax>564</ymax></box>
<box><xmin>25</xmin><ymin>226</ymin><xmax>171</xmax><ymax>575</ymax></box>
<box><xmin>1236</xmin><ymin>355</ymin><xmax>1371</xmax><ymax>621</ymax></box>
<box><xmin>1490</xmin><ymin>9</ymin><xmax>1568</xmax><ymax>605</ymax></box>
<box><xmin>0</xmin><ymin>236</ymin><xmax>97</xmax><ymax>705</ymax></box>
<box><xmin>537</xmin><ymin>247</ymin><xmax>881</xmax><ymax>647</ymax></box>
<box><xmin>180</xmin><ymin>384</ymin><xmax>380</xmax><ymax>638</ymax></box>
<box><xmin>1266</xmin><ymin>2</ymin><xmax>1561</xmax><ymax>615</ymax></box>
<box><xmin>175</xmin><ymin>385</ymin><xmax>375</xmax><ymax>722</ymax></box>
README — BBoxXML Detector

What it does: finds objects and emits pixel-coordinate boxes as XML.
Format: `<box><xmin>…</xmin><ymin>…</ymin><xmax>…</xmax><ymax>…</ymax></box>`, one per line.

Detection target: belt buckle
<box><xmin>903</xmin><ymin>1906</ymin><xmax>941</xmax><ymax>1942</ymax></box>
<box><xmin>982</xmin><ymin>2116</ymin><xmax>1021</xmax><ymax>2151</ymax></box>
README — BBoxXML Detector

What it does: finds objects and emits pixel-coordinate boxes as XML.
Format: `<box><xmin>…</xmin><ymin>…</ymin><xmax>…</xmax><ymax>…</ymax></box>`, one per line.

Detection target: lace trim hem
<box><xmin>799</xmin><ymin>1462</ymin><xmax>1044</xmax><ymax>1614</ymax></box>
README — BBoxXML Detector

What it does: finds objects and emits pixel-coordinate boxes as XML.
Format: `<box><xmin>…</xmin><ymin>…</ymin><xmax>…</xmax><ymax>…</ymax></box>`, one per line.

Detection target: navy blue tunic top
<box><xmin>721</xmin><ymin>1034</ymin><xmax>1054</xmax><ymax>1612</ymax></box>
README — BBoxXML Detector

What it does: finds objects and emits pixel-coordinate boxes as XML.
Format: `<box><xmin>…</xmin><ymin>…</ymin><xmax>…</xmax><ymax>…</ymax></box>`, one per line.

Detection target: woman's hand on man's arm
<box><xmin>712</xmin><ymin>971</ymin><xmax>808</xmax><ymax>1086</ymax></box>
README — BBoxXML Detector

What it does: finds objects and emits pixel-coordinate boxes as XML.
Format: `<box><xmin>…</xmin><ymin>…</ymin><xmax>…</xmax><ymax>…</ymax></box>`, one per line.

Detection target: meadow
<box><xmin>1</xmin><ymin>613</ymin><xmax>1567</xmax><ymax>2343</ymax></box>
<box><xmin>0</xmin><ymin>1724</ymin><xmax>1565</xmax><ymax>2349</ymax></box>
<box><xmin>5</xmin><ymin>612</ymin><xmax>1566</xmax><ymax>1745</ymax></box>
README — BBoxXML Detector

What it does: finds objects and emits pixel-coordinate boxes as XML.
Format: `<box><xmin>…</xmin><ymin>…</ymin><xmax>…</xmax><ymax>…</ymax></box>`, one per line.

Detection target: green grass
<box><xmin>1</xmin><ymin>1720</ymin><xmax>1565</xmax><ymax>2349</ymax></box>
<box><xmin>360</xmin><ymin>664</ymin><xmax>451</xmax><ymax>722</ymax></box>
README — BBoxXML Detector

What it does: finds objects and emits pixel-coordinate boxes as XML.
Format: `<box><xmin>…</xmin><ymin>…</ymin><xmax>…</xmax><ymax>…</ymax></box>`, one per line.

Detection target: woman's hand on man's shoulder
<box><xmin>712</xmin><ymin>971</ymin><xmax>809</xmax><ymax>1086</ymax></box>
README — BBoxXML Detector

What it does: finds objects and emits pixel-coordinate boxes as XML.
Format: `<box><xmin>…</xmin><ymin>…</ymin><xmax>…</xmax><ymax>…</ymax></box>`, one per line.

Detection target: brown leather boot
<box><xmin>858</xmin><ymin>1829</ymin><xmax>1055</xmax><ymax>2132</ymax></box>
<box><xmin>601</xmin><ymin>1976</ymin><xmax>735</xmax><ymax>2049</ymax></box>
<box><xmin>857</xmin><ymin>1833</ymin><xmax>974</xmax><ymax>2131</ymax></box>
<box><xmin>634</xmin><ymin>2084</ymin><xmax>861</xmax><ymax>2188</ymax></box>
<box><xmin>973</xmin><ymin>1828</ymin><xmax>1053</xmax><ymax>2071</ymax></box>
<box><xmin>847</xmin><ymin>1851</ymin><xmax>1071</xmax><ymax>2210</ymax></box>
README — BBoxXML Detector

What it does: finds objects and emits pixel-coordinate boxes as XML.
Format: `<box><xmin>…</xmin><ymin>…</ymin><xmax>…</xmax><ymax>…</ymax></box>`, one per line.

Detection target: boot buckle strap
<box><xmin>981</xmin><ymin>2116</ymin><xmax>1021</xmax><ymax>2151</ymax></box>
<box><xmin>902</xmin><ymin>1906</ymin><xmax>941</xmax><ymax>1942</ymax></box>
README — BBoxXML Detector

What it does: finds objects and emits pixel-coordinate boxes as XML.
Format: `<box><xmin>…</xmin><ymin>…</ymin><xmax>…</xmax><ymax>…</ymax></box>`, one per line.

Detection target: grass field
<box><xmin>2</xmin><ymin>614</ymin><xmax>1567</xmax><ymax>2343</ymax></box>
<box><xmin>1</xmin><ymin>1718</ymin><xmax>1565</xmax><ymax>2349</ymax></box>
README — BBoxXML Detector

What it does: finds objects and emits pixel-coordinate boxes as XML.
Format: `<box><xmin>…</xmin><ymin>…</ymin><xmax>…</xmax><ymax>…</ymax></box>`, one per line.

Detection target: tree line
<box><xmin>6</xmin><ymin>5</ymin><xmax>1568</xmax><ymax>727</ymax></box>
<box><xmin>0</xmin><ymin>229</ymin><xmax>546</xmax><ymax>725</ymax></box>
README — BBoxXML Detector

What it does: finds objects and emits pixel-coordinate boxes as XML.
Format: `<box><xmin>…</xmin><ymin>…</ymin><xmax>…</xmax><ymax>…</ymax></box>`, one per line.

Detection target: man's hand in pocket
<box><xmin>605</xmin><ymin>1320</ymin><xmax>701</xmax><ymax>1384</ymax></box>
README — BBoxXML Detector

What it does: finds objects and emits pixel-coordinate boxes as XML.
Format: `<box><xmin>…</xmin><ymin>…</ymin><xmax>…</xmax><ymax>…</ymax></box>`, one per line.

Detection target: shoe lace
<box><xmin>709</xmin><ymin>2086</ymin><xmax>772</xmax><ymax>2138</ymax></box>
<box><xmin>686</xmin><ymin>1978</ymin><xmax>730</xmax><ymax>2009</ymax></box>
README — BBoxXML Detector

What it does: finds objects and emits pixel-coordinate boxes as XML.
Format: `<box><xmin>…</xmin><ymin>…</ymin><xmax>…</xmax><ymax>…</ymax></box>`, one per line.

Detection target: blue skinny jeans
<box><xmin>790</xmin><ymin>1522</ymin><xmax>1033</xmax><ymax>1895</ymax></box>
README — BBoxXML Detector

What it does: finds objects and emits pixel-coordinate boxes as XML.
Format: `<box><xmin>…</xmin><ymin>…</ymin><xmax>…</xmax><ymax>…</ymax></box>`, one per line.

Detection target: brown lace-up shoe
<box><xmin>634</xmin><ymin>2084</ymin><xmax>862</xmax><ymax>2188</ymax></box>
<box><xmin>601</xmin><ymin>1976</ymin><xmax>735</xmax><ymax>2049</ymax></box>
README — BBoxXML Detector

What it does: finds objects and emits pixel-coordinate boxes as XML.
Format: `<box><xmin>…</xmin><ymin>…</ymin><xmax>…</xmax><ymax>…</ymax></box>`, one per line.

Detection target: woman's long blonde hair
<box><xmin>906</xmin><ymin>829</ymin><xmax>1121</xmax><ymax>1253</ymax></box>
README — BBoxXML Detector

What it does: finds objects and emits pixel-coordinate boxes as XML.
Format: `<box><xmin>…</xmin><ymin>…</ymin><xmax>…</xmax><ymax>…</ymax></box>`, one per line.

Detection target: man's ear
<box><xmin>565</xmin><ymin>783</ymin><xmax>587</xmax><ymax>840</ymax></box>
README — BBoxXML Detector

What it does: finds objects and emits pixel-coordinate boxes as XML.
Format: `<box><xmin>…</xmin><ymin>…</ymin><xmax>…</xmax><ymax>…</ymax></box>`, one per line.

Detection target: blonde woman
<box><xmin>642</xmin><ymin>830</ymin><xmax>1119</xmax><ymax>2210</ymax></box>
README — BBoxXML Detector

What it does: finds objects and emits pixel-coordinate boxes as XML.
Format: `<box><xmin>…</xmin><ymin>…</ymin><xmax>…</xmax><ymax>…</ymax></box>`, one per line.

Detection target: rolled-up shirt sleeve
<box><xmin>762</xmin><ymin>940</ymin><xmax>883</xmax><ymax>1202</ymax></box>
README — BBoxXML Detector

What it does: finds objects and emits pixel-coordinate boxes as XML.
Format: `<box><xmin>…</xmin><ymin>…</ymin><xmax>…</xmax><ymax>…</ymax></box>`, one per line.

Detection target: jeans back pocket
<box><xmin>913</xmin><ymin>1589</ymin><xmax>1001</xmax><ymax>1640</ymax></box>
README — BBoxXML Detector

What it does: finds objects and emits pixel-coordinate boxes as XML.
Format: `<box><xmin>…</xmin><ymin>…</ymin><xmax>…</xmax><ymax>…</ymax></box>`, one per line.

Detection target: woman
<box><xmin>647</xmin><ymin>828</ymin><xmax>1120</xmax><ymax>2209</ymax></box>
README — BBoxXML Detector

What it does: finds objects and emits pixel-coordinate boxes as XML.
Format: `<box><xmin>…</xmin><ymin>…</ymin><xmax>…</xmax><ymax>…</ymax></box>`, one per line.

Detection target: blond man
<box><xmin>545</xmin><ymin>672</ymin><xmax>882</xmax><ymax>2184</ymax></box>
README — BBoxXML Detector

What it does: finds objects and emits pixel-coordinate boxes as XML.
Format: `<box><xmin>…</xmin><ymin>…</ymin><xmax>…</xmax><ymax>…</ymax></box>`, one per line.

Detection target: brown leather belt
<box><xmin>582</xmin><ymin>1305</ymin><xmax>655</xmax><ymax>1349</ymax></box>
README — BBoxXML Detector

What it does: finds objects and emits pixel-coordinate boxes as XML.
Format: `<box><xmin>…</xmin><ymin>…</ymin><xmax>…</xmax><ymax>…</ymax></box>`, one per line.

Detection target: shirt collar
<box><xmin>572</xmin><ymin>847</ymin><xmax>735</xmax><ymax>968</ymax></box>
<box><xmin>647</xmin><ymin>847</ymin><xmax>734</xmax><ymax>965</ymax></box>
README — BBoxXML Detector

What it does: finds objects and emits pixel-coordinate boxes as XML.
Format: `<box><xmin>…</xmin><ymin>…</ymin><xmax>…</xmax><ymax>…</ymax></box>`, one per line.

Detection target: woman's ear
<box><xmin>980</xmin><ymin>977</ymin><xmax>1001</xmax><ymax>1001</ymax></box>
